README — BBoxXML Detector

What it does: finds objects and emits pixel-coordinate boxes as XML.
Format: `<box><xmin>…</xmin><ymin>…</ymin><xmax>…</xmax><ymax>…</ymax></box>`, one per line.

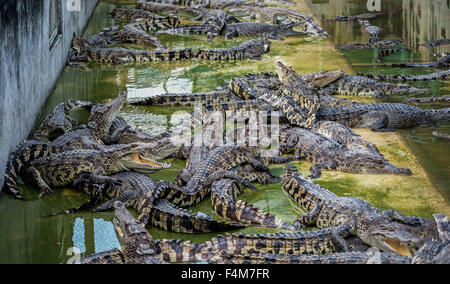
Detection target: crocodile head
<box><xmin>301</xmin><ymin>69</ymin><xmax>345</xmax><ymax>89</ymax></box>
<box><xmin>113</xmin><ymin>201</ymin><xmax>159</xmax><ymax>263</ymax></box>
<box><xmin>279</xmin><ymin>22</ymin><xmax>305</xmax><ymax>36</ymax></box>
<box><xmin>428</xmin><ymin>108</ymin><xmax>450</xmax><ymax>125</ymax></box>
<box><xmin>88</xmin><ymin>92</ymin><xmax>127</xmax><ymax>140</ymax></box>
<box><xmin>112</xmin><ymin>142</ymin><xmax>171</xmax><ymax>174</ymax></box>
<box><xmin>346</xmin><ymin>153</ymin><xmax>412</xmax><ymax>176</ymax></box>
<box><xmin>359</xmin><ymin>220</ymin><xmax>422</xmax><ymax>257</ymax></box>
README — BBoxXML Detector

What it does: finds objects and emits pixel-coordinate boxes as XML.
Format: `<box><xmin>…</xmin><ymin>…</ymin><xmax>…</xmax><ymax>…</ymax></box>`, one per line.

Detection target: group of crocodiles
<box><xmin>3</xmin><ymin>0</ymin><xmax>450</xmax><ymax>265</ymax></box>
<box><xmin>67</xmin><ymin>0</ymin><xmax>330</xmax><ymax>67</ymax></box>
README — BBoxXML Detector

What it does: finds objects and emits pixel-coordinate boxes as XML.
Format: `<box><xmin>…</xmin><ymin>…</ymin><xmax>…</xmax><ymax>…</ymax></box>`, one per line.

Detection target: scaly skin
<box><xmin>80</xmin><ymin>249</ymin><xmax>125</xmax><ymax>264</ymax></box>
<box><xmin>223</xmin><ymin>22</ymin><xmax>306</xmax><ymax>40</ymax></box>
<box><xmin>280</xmin><ymin>127</ymin><xmax>411</xmax><ymax>177</ymax></box>
<box><xmin>71</xmin><ymin>37</ymin><xmax>192</xmax><ymax>64</ymax></box>
<box><xmin>80</xmin><ymin>203</ymin><xmax>362</xmax><ymax>264</ymax></box>
<box><xmin>211</xmin><ymin>178</ymin><xmax>296</xmax><ymax>230</ymax></box>
<box><xmin>3</xmin><ymin>93</ymin><xmax>127</xmax><ymax>199</ymax></box>
<box><xmin>282</xmin><ymin>165</ymin><xmax>423</xmax><ymax>256</ymax></box>
<box><xmin>260</xmin><ymin>90</ymin><xmax>316</xmax><ymax>128</ymax></box>
<box><xmin>311</xmin><ymin>120</ymin><xmax>381</xmax><ymax>157</ymax></box>
<box><xmin>32</xmin><ymin>100</ymin><xmax>94</xmax><ymax>141</ymax></box>
<box><xmin>112</xmin><ymin>202</ymin><xmax>165</xmax><ymax>264</ymax></box>
<box><xmin>228</xmin><ymin>5</ymin><xmax>312</xmax><ymax>25</ymax></box>
<box><xmin>194</xmin><ymin>38</ymin><xmax>271</xmax><ymax>60</ymax></box>
<box><xmin>191</xmin><ymin>9</ymin><xmax>239</xmax><ymax>40</ymax></box>
<box><xmin>24</xmin><ymin>143</ymin><xmax>170</xmax><ymax>197</ymax></box>
<box><xmin>276</xmin><ymin>61</ymin><xmax>320</xmax><ymax>126</ymax></box>
<box><xmin>212</xmin><ymin>252</ymin><xmax>412</xmax><ymax>264</ymax></box>
<box><xmin>335</xmin><ymin>39</ymin><xmax>402</xmax><ymax>50</ymax></box>
<box><xmin>111</xmin><ymin>23</ymin><xmax>166</xmax><ymax>49</ymax></box>
<box><xmin>129</xmin><ymin>90</ymin><xmax>238</xmax><ymax>106</ymax></box>
<box><xmin>320</xmin><ymin>75</ymin><xmax>430</xmax><ymax>98</ymax></box>
<box><xmin>69</xmin><ymin>171</ymin><xmax>246</xmax><ymax>234</ymax></box>
<box><xmin>110</xmin><ymin>8</ymin><xmax>180</xmax><ymax>28</ymax></box>
<box><xmin>359</xmin><ymin>70</ymin><xmax>450</xmax><ymax>82</ymax></box>
<box><xmin>412</xmin><ymin>214</ymin><xmax>450</xmax><ymax>264</ymax></box>
<box><xmin>228</xmin><ymin>72</ymin><xmax>282</xmax><ymax>100</ymax></box>
<box><xmin>158</xmin><ymin>146</ymin><xmax>269</xmax><ymax>207</ymax></box>
<box><xmin>317</xmin><ymin>103</ymin><xmax>450</xmax><ymax>132</ymax></box>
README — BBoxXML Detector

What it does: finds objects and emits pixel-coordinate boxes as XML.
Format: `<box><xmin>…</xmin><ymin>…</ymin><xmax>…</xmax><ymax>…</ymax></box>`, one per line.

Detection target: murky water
<box><xmin>0</xmin><ymin>0</ymin><xmax>449</xmax><ymax>263</ymax></box>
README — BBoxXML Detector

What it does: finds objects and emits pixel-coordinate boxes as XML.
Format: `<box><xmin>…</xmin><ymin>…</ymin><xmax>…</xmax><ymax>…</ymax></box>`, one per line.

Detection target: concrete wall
<box><xmin>0</xmin><ymin>0</ymin><xmax>99</xmax><ymax>189</ymax></box>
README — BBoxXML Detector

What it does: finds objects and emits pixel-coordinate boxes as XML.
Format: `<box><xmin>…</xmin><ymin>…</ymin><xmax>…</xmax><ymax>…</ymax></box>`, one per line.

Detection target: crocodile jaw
<box><xmin>384</xmin><ymin>238</ymin><xmax>413</xmax><ymax>257</ymax></box>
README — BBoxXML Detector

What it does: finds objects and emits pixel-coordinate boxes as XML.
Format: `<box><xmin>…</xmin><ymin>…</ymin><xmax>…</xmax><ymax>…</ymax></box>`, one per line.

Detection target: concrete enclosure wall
<box><xmin>0</xmin><ymin>0</ymin><xmax>99</xmax><ymax>189</ymax></box>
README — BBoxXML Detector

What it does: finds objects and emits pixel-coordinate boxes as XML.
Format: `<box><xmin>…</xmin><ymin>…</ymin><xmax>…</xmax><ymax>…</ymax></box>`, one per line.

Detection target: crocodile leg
<box><xmin>205</xmin><ymin>171</ymin><xmax>257</xmax><ymax>192</ymax></box>
<box><xmin>309</xmin><ymin>163</ymin><xmax>327</xmax><ymax>178</ymax></box>
<box><xmin>175</xmin><ymin>169</ymin><xmax>192</xmax><ymax>186</ymax></box>
<box><xmin>91</xmin><ymin>190</ymin><xmax>138</xmax><ymax>212</ymax></box>
<box><xmin>294</xmin><ymin>202</ymin><xmax>323</xmax><ymax>228</ymax></box>
<box><xmin>368</xmin><ymin>113</ymin><xmax>394</xmax><ymax>132</ymax></box>
<box><xmin>25</xmin><ymin>166</ymin><xmax>53</xmax><ymax>197</ymax></box>
<box><xmin>382</xmin><ymin>209</ymin><xmax>423</xmax><ymax>226</ymax></box>
<box><xmin>330</xmin><ymin>225</ymin><xmax>352</xmax><ymax>252</ymax></box>
<box><xmin>268</xmin><ymin>32</ymin><xmax>283</xmax><ymax>41</ymax></box>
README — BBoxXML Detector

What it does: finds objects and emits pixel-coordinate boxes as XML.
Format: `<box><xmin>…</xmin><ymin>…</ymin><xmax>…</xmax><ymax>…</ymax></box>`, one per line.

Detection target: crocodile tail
<box><xmin>211</xmin><ymin>192</ymin><xmax>296</xmax><ymax>230</ymax></box>
<box><xmin>154</xmin><ymin>239</ymin><xmax>213</xmax><ymax>263</ymax></box>
<box><xmin>284</xmin><ymin>164</ymin><xmax>299</xmax><ymax>177</ymax></box>
<box><xmin>3</xmin><ymin>141</ymin><xmax>58</xmax><ymax>199</ymax></box>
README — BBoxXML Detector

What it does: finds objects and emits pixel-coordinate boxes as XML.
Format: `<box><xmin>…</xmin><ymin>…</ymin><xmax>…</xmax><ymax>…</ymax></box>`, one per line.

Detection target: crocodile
<box><xmin>275</xmin><ymin>61</ymin><xmax>321</xmax><ymax>124</ymax></box>
<box><xmin>156</xmin><ymin>24</ymin><xmax>218</xmax><ymax>40</ymax></box>
<box><xmin>283</xmin><ymin>165</ymin><xmax>423</xmax><ymax>256</ymax></box>
<box><xmin>223</xmin><ymin>22</ymin><xmax>306</xmax><ymax>40</ymax></box>
<box><xmin>390</xmin><ymin>53</ymin><xmax>450</xmax><ymax>68</ymax></box>
<box><xmin>280</xmin><ymin>127</ymin><xmax>411</xmax><ymax>177</ymax></box>
<box><xmin>112</xmin><ymin>202</ymin><xmax>166</xmax><ymax>264</ymax></box>
<box><xmin>32</xmin><ymin>100</ymin><xmax>94</xmax><ymax>141</ymax></box>
<box><xmin>318</xmin><ymin>75</ymin><xmax>430</xmax><ymax>98</ymax></box>
<box><xmin>403</xmin><ymin>96</ymin><xmax>450</xmax><ymax>104</ymax></box>
<box><xmin>111</xmin><ymin>8</ymin><xmax>180</xmax><ymax>28</ymax></box>
<box><xmin>420</xmin><ymin>39</ymin><xmax>450</xmax><ymax>47</ymax></box>
<box><xmin>211</xmin><ymin>178</ymin><xmax>297</xmax><ymax>230</ymax></box>
<box><xmin>3</xmin><ymin>93</ymin><xmax>127</xmax><ymax>199</ymax></box>
<box><xmin>329</xmin><ymin>11</ymin><xmax>387</xmax><ymax>22</ymax></box>
<box><xmin>24</xmin><ymin>143</ymin><xmax>170</xmax><ymax>197</ymax></box>
<box><xmin>80</xmin><ymin>207</ymin><xmax>353</xmax><ymax>264</ymax></box>
<box><xmin>317</xmin><ymin>103</ymin><xmax>450</xmax><ymax>132</ymax></box>
<box><xmin>212</xmin><ymin>251</ymin><xmax>411</xmax><ymax>264</ymax></box>
<box><xmin>191</xmin><ymin>9</ymin><xmax>239</xmax><ymax>40</ymax></box>
<box><xmin>135</xmin><ymin>1</ymin><xmax>202</xmax><ymax>16</ymax></box>
<box><xmin>359</xmin><ymin>70</ymin><xmax>450</xmax><ymax>82</ymax></box>
<box><xmin>111</xmin><ymin>23</ymin><xmax>166</xmax><ymax>49</ymax></box>
<box><xmin>66</xmin><ymin>171</ymin><xmax>246</xmax><ymax>234</ymax></box>
<box><xmin>335</xmin><ymin>39</ymin><xmax>402</xmax><ymax>50</ymax></box>
<box><xmin>157</xmin><ymin>146</ymin><xmax>271</xmax><ymax>207</ymax></box>
<box><xmin>193</xmin><ymin>38</ymin><xmax>271</xmax><ymax>60</ymax></box>
<box><xmin>227</xmin><ymin>5</ymin><xmax>312</xmax><ymax>25</ymax></box>
<box><xmin>70</xmin><ymin>37</ymin><xmax>192</xmax><ymax>64</ymax></box>
<box><xmin>128</xmin><ymin>90</ymin><xmax>238</xmax><ymax>106</ymax></box>
<box><xmin>433</xmin><ymin>131</ymin><xmax>450</xmax><ymax>141</ymax></box>
<box><xmin>412</xmin><ymin>214</ymin><xmax>450</xmax><ymax>264</ymax></box>
<box><xmin>311</xmin><ymin>120</ymin><xmax>381</xmax><ymax>157</ymax></box>
<box><xmin>259</xmin><ymin>90</ymin><xmax>316</xmax><ymax>129</ymax></box>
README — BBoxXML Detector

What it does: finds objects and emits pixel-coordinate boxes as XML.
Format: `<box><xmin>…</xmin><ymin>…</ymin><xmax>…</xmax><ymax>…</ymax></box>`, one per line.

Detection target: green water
<box><xmin>0</xmin><ymin>0</ymin><xmax>449</xmax><ymax>263</ymax></box>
